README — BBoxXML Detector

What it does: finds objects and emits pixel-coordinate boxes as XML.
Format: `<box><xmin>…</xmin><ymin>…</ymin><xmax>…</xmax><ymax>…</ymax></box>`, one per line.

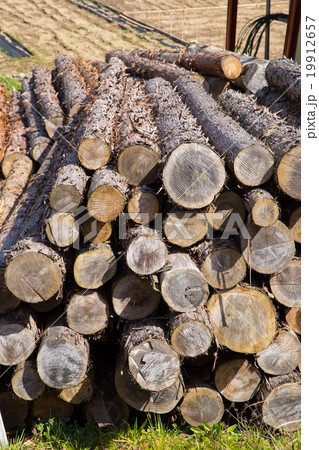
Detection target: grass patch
<box><xmin>8</xmin><ymin>415</ymin><xmax>301</xmax><ymax>450</ymax></box>
<box><xmin>0</xmin><ymin>75</ymin><xmax>21</xmax><ymax>91</ymax></box>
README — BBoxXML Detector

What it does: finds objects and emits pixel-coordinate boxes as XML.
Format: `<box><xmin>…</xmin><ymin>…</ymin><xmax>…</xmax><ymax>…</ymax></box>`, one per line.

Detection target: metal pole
<box><xmin>0</xmin><ymin>410</ymin><xmax>8</xmax><ymax>448</ymax></box>
<box><xmin>283</xmin><ymin>0</ymin><xmax>301</xmax><ymax>59</ymax></box>
<box><xmin>226</xmin><ymin>0</ymin><xmax>238</xmax><ymax>51</ymax></box>
<box><xmin>265</xmin><ymin>0</ymin><xmax>271</xmax><ymax>59</ymax></box>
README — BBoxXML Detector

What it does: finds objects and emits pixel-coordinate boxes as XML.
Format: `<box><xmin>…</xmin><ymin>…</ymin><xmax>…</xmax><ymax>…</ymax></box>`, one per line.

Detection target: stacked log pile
<box><xmin>0</xmin><ymin>49</ymin><xmax>301</xmax><ymax>433</ymax></box>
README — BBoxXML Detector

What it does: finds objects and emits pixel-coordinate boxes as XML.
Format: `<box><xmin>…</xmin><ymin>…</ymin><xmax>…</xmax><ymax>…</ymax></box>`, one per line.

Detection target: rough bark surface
<box><xmin>266</xmin><ymin>57</ymin><xmax>301</xmax><ymax>103</ymax></box>
<box><xmin>256</xmin><ymin>86</ymin><xmax>300</xmax><ymax>128</ymax></box>
<box><xmin>74</xmin><ymin>58</ymin><xmax>100</xmax><ymax>92</ymax></box>
<box><xmin>0</xmin><ymin>82</ymin><xmax>8</xmax><ymax>164</ymax></box>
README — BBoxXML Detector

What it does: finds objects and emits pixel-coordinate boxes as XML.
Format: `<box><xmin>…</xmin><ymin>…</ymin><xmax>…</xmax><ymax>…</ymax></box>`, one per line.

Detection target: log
<box><xmin>145</xmin><ymin>77</ymin><xmax>226</xmax><ymax>208</ymax></box>
<box><xmin>240</xmin><ymin>220</ymin><xmax>295</xmax><ymax>274</ymax></box>
<box><xmin>164</xmin><ymin>208</ymin><xmax>208</xmax><ymax>248</ymax></box>
<box><xmin>74</xmin><ymin>59</ymin><xmax>100</xmax><ymax>92</ymax></box>
<box><xmin>256</xmin><ymin>329</ymin><xmax>301</xmax><ymax>375</ymax></box>
<box><xmin>81</xmin><ymin>218</ymin><xmax>112</xmax><ymax>244</ymax></box>
<box><xmin>2</xmin><ymin>90</ymin><xmax>28</xmax><ymax>178</ymax></box>
<box><xmin>180</xmin><ymin>385</ymin><xmax>224</xmax><ymax>426</ymax></box>
<box><xmin>127</xmin><ymin>186</ymin><xmax>159</xmax><ymax>225</ymax></box>
<box><xmin>160</xmin><ymin>252</ymin><xmax>209</xmax><ymax>312</ymax></box>
<box><xmin>21</xmin><ymin>78</ymin><xmax>52</xmax><ymax>163</ymax></box>
<box><xmin>0</xmin><ymin>392</ymin><xmax>28</xmax><ymax>430</ymax></box>
<box><xmin>205</xmin><ymin>76</ymin><xmax>229</xmax><ymax>98</ymax></box>
<box><xmin>45</xmin><ymin>211</ymin><xmax>79</xmax><ymax>248</ymax></box>
<box><xmin>174</xmin><ymin>76</ymin><xmax>274</xmax><ymax>186</ymax></box>
<box><xmin>58</xmin><ymin>375</ymin><xmax>94</xmax><ymax>404</ymax></box>
<box><xmin>215</xmin><ymin>358</ymin><xmax>262</xmax><ymax>402</ymax></box>
<box><xmin>265</xmin><ymin>57</ymin><xmax>301</xmax><ymax>103</ymax></box>
<box><xmin>0</xmin><ymin>268</ymin><xmax>20</xmax><ymax>314</ymax></box>
<box><xmin>85</xmin><ymin>389</ymin><xmax>115</xmax><ymax>427</ymax></box>
<box><xmin>115</xmin><ymin>77</ymin><xmax>161</xmax><ymax>186</ymax></box>
<box><xmin>37</xmin><ymin>325</ymin><xmax>89</xmax><ymax>389</ymax></box>
<box><xmin>0</xmin><ymin>305</ymin><xmax>38</xmax><ymax>365</ymax></box>
<box><xmin>32</xmin><ymin>65</ymin><xmax>64</xmax><ymax>139</ymax></box>
<box><xmin>33</xmin><ymin>391</ymin><xmax>74</xmax><ymax>422</ymax></box>
<box><xmin>30</xmin><ymin>295</ymin><xmax>62</xmax><ymax>313</ymax></box>
<box><xmin>207</xmin><ymin>286</ymin><xmax>277</xmax><ymax>353</ymax></box>
<box><xmin>0</xmin><ymin>83</ymin><xmax>8</xmax><ymax>165</ymax></box>
<box><xmin>87</xmin><ymin>166</ymin><xmax>128</xmax><ymax>222</ymax></box>
<box><xmin>75</xmin><ymin>57</ymin><xmax>126</xmax><ymax>170</ymax></box>
<box><xmin>256</xmin><ymin>86</ymin><xmax>301</xmax><ymax>129</ymax></box>
<box><xmin>49</xmin><ymin>164</ymin><xmax>88</xmax><ymax>212</ymax></box>
<box><xmin>196</xmin><ymin>239</ymin><xmax>246</xmax><ymax>290</ymax></box>
<box><xmin>112</xmin><ymin>271</ymin><xmax>161</xmax><ymax>320</ymax></box>
<box><xmin>11</xmin><ymin>359</ymin><xmax>45</xmax><ymax>401</ymax></box>
<box><xmin>0</xmin><ymin>156</ymin><xmax>33</xmax><ymax>229</ymax></box>
<box><xmin>285</xmin><ymin>307</ymin><xmax>301</xmax><ymax>335</ymax></box>
<box><xmin>206</xmin><ymin>191</ymin><xmax>246</xmax><ymax>232</ymax></box>
<box><xmin>262</xmin><ymin>382</ymin><xmax>301</xmax><ymax>431</ymax></box>
<box><xmin>66</xmin><ymin>289</ymin><xmax>110</xmax><ymax>335</ymax></box>
<box><xmin>73</xmin><ymin>243</ymin><xmax>117</xmax><ymax>289</ymax></box>
<box><xmin>169</xmin><ymin>307</ymin><xmax>213</xmax><ymax>357</ymax></box>
<box><xmin>124</xmin><ymin>320</ymin><xmax>180</xmax><ymax>391</ymax></box>
<box><xmin>54</xmin><ymin>54</ymin><xmax>87</xmax><ymax>116</ymax></box>
<box><xmin>289</xmin><ymin>207</ymin><xmax>301</xmax><ymax>244</ymax></box>
<box><xmin>126</xmin><ymin>226</ymin><xmax>168</xmax><ymax>276</ymax></box>
<box><xmin>218</xmin><ymin>89</ymin><xmax>301</xmax><ymax>200</ymax></box>
<box><xmin>269</xmin><ymin>259</ymin><xmax>301</xmax><ymax>307</ymax></box>
<box><xmin>243</xmin><ymin>188</ymin><xmax>279</xmax><ymax>227</ymax></box>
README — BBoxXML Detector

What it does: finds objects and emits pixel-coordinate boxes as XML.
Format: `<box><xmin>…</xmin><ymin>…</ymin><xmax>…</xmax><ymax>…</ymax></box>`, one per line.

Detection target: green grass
<box><xmin>0</xmin><ymin>75</ymin><xmax>21</xmax><ymax>91</ymax></box>
<box><xmin>7</xmin><ymin>416</ymin><xmax>301</xmax><ymax>450</ymax></box>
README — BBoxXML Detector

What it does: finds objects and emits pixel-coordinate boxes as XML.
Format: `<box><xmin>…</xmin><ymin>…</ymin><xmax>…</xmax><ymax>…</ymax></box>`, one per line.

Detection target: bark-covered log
<box><xmin>75</xmin><ymin>57</ymin><xmax>126</xmax><ymax>170</ymax></box>
<box><xmin>58</xmin><ymin>374</ymin><xmax>94</xmax><ymax>404</ymax></box>
<box><xmin>285</xmin><ymin>307</ymin><xmax>301</xmax><ymax>335</ymax></box>
<box><xmin>115</xmin><ymin>77</ymin><xmax>161</xmax><ymax>186</ymax></box>
<box><xmin>289</xmin><ymin>206</ymin><xmax>301</xmax><ymax>243</ymax></box>
<box><xmin>240</xmin><ymin>220</ymin><xmax>295</xmax><ymax>274</ymax></box>
<box><xmin>262</xmin><ymin>382</ymin><xmax>301</xmax><ymax>431</ymax></box>
<box><xmin>256</xmin><ymin>329</ymin><xmax>301</xmax><ymax>375</ymax></box>
<box><xmin>54</xmin><ymin>53</ymin><xmax>87</xmax><ymax>116</ymax></box>
<box><xmin>269</xmin><ymin>259</ymin><xmax>301</xmax><ymax>307</ymax></box>
<box><xmin>174</xmin><ymin>76</ymin><xmax>274</xmax><ymax>186</ymax></box>
<box><xmin>145</xmin><ymin>77</ymin><xmax>226</xmax><ymax>208</ymax></box>
<box><xmin>74</xmin><ymin>58</ymin><xmax>100</xmax><ymax>92</ymax></box>
<box><xmin>0</xmin><ymin>268</ymin><xmax>20</xmax><ymax>314</ymax></box>
<box><xmin>266</xmin><ymin>57</ymin><xmax>301</xmax><ymax>103</ymax></box>
<box><xmin>207</xmin><ymin>286</ymin><xmax>277</xmax><ymax>353</ymax></box>
<box><xmin>215</xmin><ymin>357</ymin><xmax>262</xmax><ymax>402</ymax></box>
<box><xmin>2</xmin><ymin>90</ymin><xmax>28</xmax><ymax>177</ymax></box>
<box><xmin>21</xmin><ymin>78</ymin><xmax>52</xmax><ymax>163</ymax></box>
<box><xmin>73</xmin><ymin>243</ymin><xmax>117</xmax><ymax>289</ymax></box>
<box><xmin>33</xmin><ymin>391</ymin><xmax>74</xmax><ymax>422</ymax></box>
<box><xmin>112</xmin><ymin>271</ymin><xmax>161</xmax><ymax>320</ymax></box>
<box><xmin>243</xmin><ymin>188</ymin><xmax>279</xmax><ymax>227</ymax></box>
<box><xmin>0</xmin><ymin>156</ymin><xmax>33</xmax><ymax>228</ymax></box>
<box><xmin>32</xmin><ymin>65</ymin><xmax>64</xmax><ymax>139</ymax></box>
<box><xmin>196</xmin><ymin>239</ymin><xmax>246</xmax><ymax>290</ymax></box>
<box><xmin>45</xmin><ymin>211</ymin><xmax>79</xmax><ymax>248</ymax></box>
<box><xmin>37</xmin><ymin>325</ymin><xmax>89</xmax><ymax>389</ymax></box>
<box><xmin>256</xmin><ymin>86</ymin><xmax>301</xmax><ymax>128</ymax></box>
<box><xmin>0</xmin><ymin>82</ymin><xmax>8</xmax><ymax>164</ymax></box>
<box><xmin>205</xmin><ymin>76</ymin><xmax>229</xmax><ymax>98</ymax></box>
<box><xmin>87</xmin><ymin>166</ymin><xmax>128</xmax><ymax>222</ymax></box>
<box><xmin>127</xmin><ymin>186</ymin><xmax>159</xmax><ymax>225</ymax></box>
<box><xmin>163</xmin><ymin>208</ymin><xmax>208</xmax><ymax>248</ymax></box>
<box><xmin>66</xmin><ymin>289</ymin><xmax>110</xmax><ymax>335</ymax></box>
<box><xmin>0</xmin><ymin>305</ymin><xmax>38</xmax><ymax>365</ymax></box>
<box><xmin>180</xmin><ymin>385</ymin><xmax>224</xmax><ymax>426</ymax></box>
<box><xmin>81</xmin><ymin>218</ymin><xmax>112</xmax><ymax>243</ymax></box>
<box><xmin>169</xmin><ymin>307</ymin><xmax>213</xmax><ymax>357</ymax></box>
<box><xmin>126</xmin><ymin>226</ymin><xmax>168</xmax><ymax>276</ymax></box>
<box><xmin>133</xmin><ymin>49</ymin><xmax>242</xmax><ymax>80</ymax></box>
<box><xmin>0</xmin><ymin>392</ymin><xmax>29</xmax><ymax>430</ymax></box>
<box><xmin>218</xmin><ymin>89</ymin><xmax>301</xmax><ymax>200</ymax></box>
<box><xmin>160</xmin><ymin>252</ymin><xmax>209</xmax><ymax>312</ymax></box>
<box><xmin>49</xmin><ymin>164</ymin><xmax>88</xmax><ymax>212</ymax></box>
<box><xmin>92</xmin><ymin>60</ymin><xmax>108</xmax><ymax>73</ymax></box>
<box><xmin>11</xmin><ymin>359</ymin><xmax>45</xmax><ymax>401</ymax></box>
<box><xmin>123</xmin><ymin>320</ymin><xmax>180</xmax><ymax>391</ymax></box>
<box><xmin>206</xmin><ymin>190</ymin><xmax>246</xmax><ymax>232</ymax></box>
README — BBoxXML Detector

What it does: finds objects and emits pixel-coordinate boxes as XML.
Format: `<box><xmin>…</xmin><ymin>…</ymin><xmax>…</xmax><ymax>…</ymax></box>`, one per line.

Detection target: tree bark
<box><xmin>73</xmin><ymin>242</ymin><xmax>117</xmax><ymax>289</ymax></box>
<box><xmin>163</xmin><ymin>207</ymin><xmax>208</xmax><ymax>248</ymax></box>
<box><xmin>58</xmin><ymin>374</ymin><xmax>94</xmax><ymax>404</ymax></box>
<box><xmin>11</xmin><ymin>359</ymin><xmax>45</xmax><ymax>401</ymax></box>
<box><xmin>285</xmin><ymin>307</ymin><xmax>301</xmax><ymax>335</ymax></box>
<box><xmin>145</xmin><ymin>77</ymin><xmax>226</xmax><ymax>208</ymax></box>
<box><xmin>269</xmin><ymin>259</ymin><xmax>301</xmax><ymax>308</ymax></box>
<box><xmin>266</xmin><ymin>57</ymin><xmax>301</xmax><ymax>103</ymax></box>
<box><xmin>32</xmin><ymin>65</ymin><xmax>64</xmax><ymax>139</ymax></box>
<box><xmin>0</xmin><ymin>392</ymin><xmax>29</xmax><ymax>430</ymax></box>
<box><xmin>66</xmin><ymin>289</ymin><xmax>110</xmax><ymax>335</ymax></box>
<box><xmin>243</xmin><ymin>188</ymin><xmax>279</xmax><ymax>227</ymax></box>
<box><xmin>37</xmin><ymin>325</ymin><xmax>89</xmax><ymax>389</ymax></box>
<box><xmin>74</xmin><ymin>58</ymin><xmax>100</xmax><ymax>93</ymax></box>
<box><xmin>115</xmin><ymin>77</ymin><xmax>161</xmax><ymax>186</ymax></box>
<box><xmin>206</xmin><ymin>190</ymin><xmax>246</xmax><ymax>232</ymax></box>
<box><xmin>160</xmin><ymin>252</ymin><xmax>209</xmax><ymax>312</ymax></box>
<box><xmin>240</xmin><ymin>220</ymin><xmax>295</xmax><ymax>274</ymax></box>
<box><xmin>207</xmin><ymin>285</ymin><xmax>277</xmax><ymax>353</ymax></box>
<box><xmin>289</xmin><ymin>206</ymin><xmax>301</xmax><ymax>244</ymax></box>
<box><xmin>127</xmin><ymin>186</ymin><xmax>159</xmax><ymax>225</ymax></box>
<box><xmin>180</xmin><ymin>385</ymin><xmax>224</xmax><ymax>426</ymax></box>
<box><xmin>46</xmin><ymin>211</ymin><xmax>79</xmax><ymax>248</ymax></box>
<box><xmin>0</xmin><ymin>82</ymin><xmax>8</xmax><ymax>165</ymax></box>
<box><xmin>174</xmin><ymin>76</ymin><xmax>274</xmax><ymax>186</ymax></box>
<box><xmin>21</xmin><ymin>78</ymin><xmax>52</xmax><ymax>163</ymax></box>
<box><xmin>33</xmin><ymin>391</ymin><xmax>74</xmax><ymax>422</ymax></box>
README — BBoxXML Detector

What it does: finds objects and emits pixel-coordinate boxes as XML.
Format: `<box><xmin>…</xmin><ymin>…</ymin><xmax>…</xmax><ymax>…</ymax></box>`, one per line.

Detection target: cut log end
<box><xmin>58</xmin><ymin>376</ymin><xmax>94</xmax><ymax>404</ymax></box>
<box><xmin>127</xmin><ymin>191</ymin><xmax>159</xmax><ymax>225</ymax></box>
<box><xmin>50</xmin><ymin>185</ymin><xmax>82</xmax><ymax>212</ymax></box>
<box><xmin>78</xmin><ymin>138</ymin><xmax>111</xmax><ymax>170</ymax></box>
<box><xmin>234</xmin><ymin>144</ymin><xmax>274</xmax><ymax>186</ymax></box>
<box><xmin>87</xmin><ymin>184</ymin><xmax>126</xmax><ymax>223</ymax></box>
<box><xmin>285</xmin><ymin>307</ymin><xmax>301</xmax><ymax>335</ymax></box>
<box><xmin>45</xmin><ymin>117</ymin><xmax>64</xmax><ymax>140</ymax></box>
<box><xmin>118</xmin><ymin>145</ymin><xmax>160</xmax><ymax>186</ymax></box>
<box><xmin>81</xmin><ymin>218</ymin><xmax>112</xmax><ymax>243</ymax></box>
<box><xmin>46</xmin><ymin>212</ymin><xmax>79</xmax><ymax>248</ymax></box>
<box><xmin>289</xmin><ymin>207</ymin><xmax>301</xmax><ymax>243</ymax></box>
<box><xmin>180</xmin><ymin>387</ymin><xmax>224</xmax><ymax>427</ymax></box>
<box><xmin>171</xmin><ymin>317</ymin><xmax>212</xmax><ymax>357</ymax></box>
<box><xmin>269</xmin><ymin>259</ymin><xmax>301</xmax><ymax>308</ymax></box>
<box><xmin>221</xmin><ymin>54</ymin><xmax>243</xmax><ymax>79</ymax></box>
<box><xmin>206</xmin><ymin>191</ymin><xmax>246</xmax><ymax>231</ymax></box>
<box><xmin>277</xmin><ymin>145</ymin><xmax>301</xmax><ymax>200</ymax></box>
<box><xmin>33</xmin><ymin>391</ymin><xmax>74</xmax><ymax>423</ymax></box>
<box><xmin>12</xmin><ymin>364</ymin><xmax>46</xmax><ymax>401</ymax></box>
<box><xmin>126</xmin><ymin>235</ymin><xmax>168</xmax><ymax>275</ymax></box>
<box><xmin>164</xmin><ymin>212</ymin><xmax>208</xmax><ymax>248</ymax></box>
<box><xmin>2</xmin><ymin>152</ymin><xmax>26</xmax><ymax>178</ymax></box>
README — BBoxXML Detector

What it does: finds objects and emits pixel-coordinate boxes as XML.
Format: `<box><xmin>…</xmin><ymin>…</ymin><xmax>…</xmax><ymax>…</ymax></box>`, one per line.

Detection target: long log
<box><xmin>163</xmin><ymin>207</ymin><xmax>208</xmax><ymax>248</ymax></box>
<box><xmin>32</xmin><ymin>66</ymin><xmax>64</xmax><ymax>139</ymax></box>
<box><xmin>174</xmin><ymin>76</ymin><xmax>274</xmax><ymax>186</ymax></box>
<box><xmin>180</xmin><ymin>385</ymin><xmax>224</xmax><ymax>426</ymax></box>
<box><xmin>218</xmin><ymin>89</ymin><xmax>301</xmax><ymax>200</ymax></box>
<box><xmin>115</xmin><ymin>77</ymin><xmax>161</xmax><ymax>186</ymax></box>
<box><xmin>21</xmin><ymin>78</ymin><xmax>52</xmax><ymax>163</ymax></box>
<box><xmin>0</xmin><ymin>392</ymin><xmax>28</xmax><ymax>430</ymax></box>
<box><xmin>11</xmin><ymin>359</ymin><xmax>45</xmax><ymax>401</ymax></box>
<box><xmin>269</xmin><ymin>259</ymin><xmax>301</xmax><ymax>308</ymax></box>
<box><xmin>265</xmin><ymin>57</ymin><xmax>301</xmax><ymax>103</ymax></box>
<box><xmin>206</xmin><ymin>190</ymin><xmax>246</xmax><ymax>232</ymax></box>
<box><xmin>160</xmin><ymin>252</ymin><xmax>209</xmax><ymax>312</ymax></box>
<box><xmin>243</xmin><ymin>188</ymin><xmax>280</xmax><ymax>227</ymax></box>
<box><xmin>0</xmin><ymin>82</ymin><xmax>8</xmax><ymax>164</ymax></box>
<box><xmin>127</xmin><ymin>186</ymin><xmax>159</xmax><ymax>225</ymax></box>
<box><xmin>33</xmin><ymin>391</ymin><xmax>74</xmax><ymax>423</ymax></box>
<box><xmin>289</xmin><ymin>206</ymin><xmax>301</xmax><ymax>243</ymax></box>
<box><xmin>207</xmin><ymin>286</ymin><xmax>277</xmax><ymax>353</ymax></box>
<box><xmin>145</xmin><ymin>77</ymin><xmax>226</xmax><ymax>208</ymax></box>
